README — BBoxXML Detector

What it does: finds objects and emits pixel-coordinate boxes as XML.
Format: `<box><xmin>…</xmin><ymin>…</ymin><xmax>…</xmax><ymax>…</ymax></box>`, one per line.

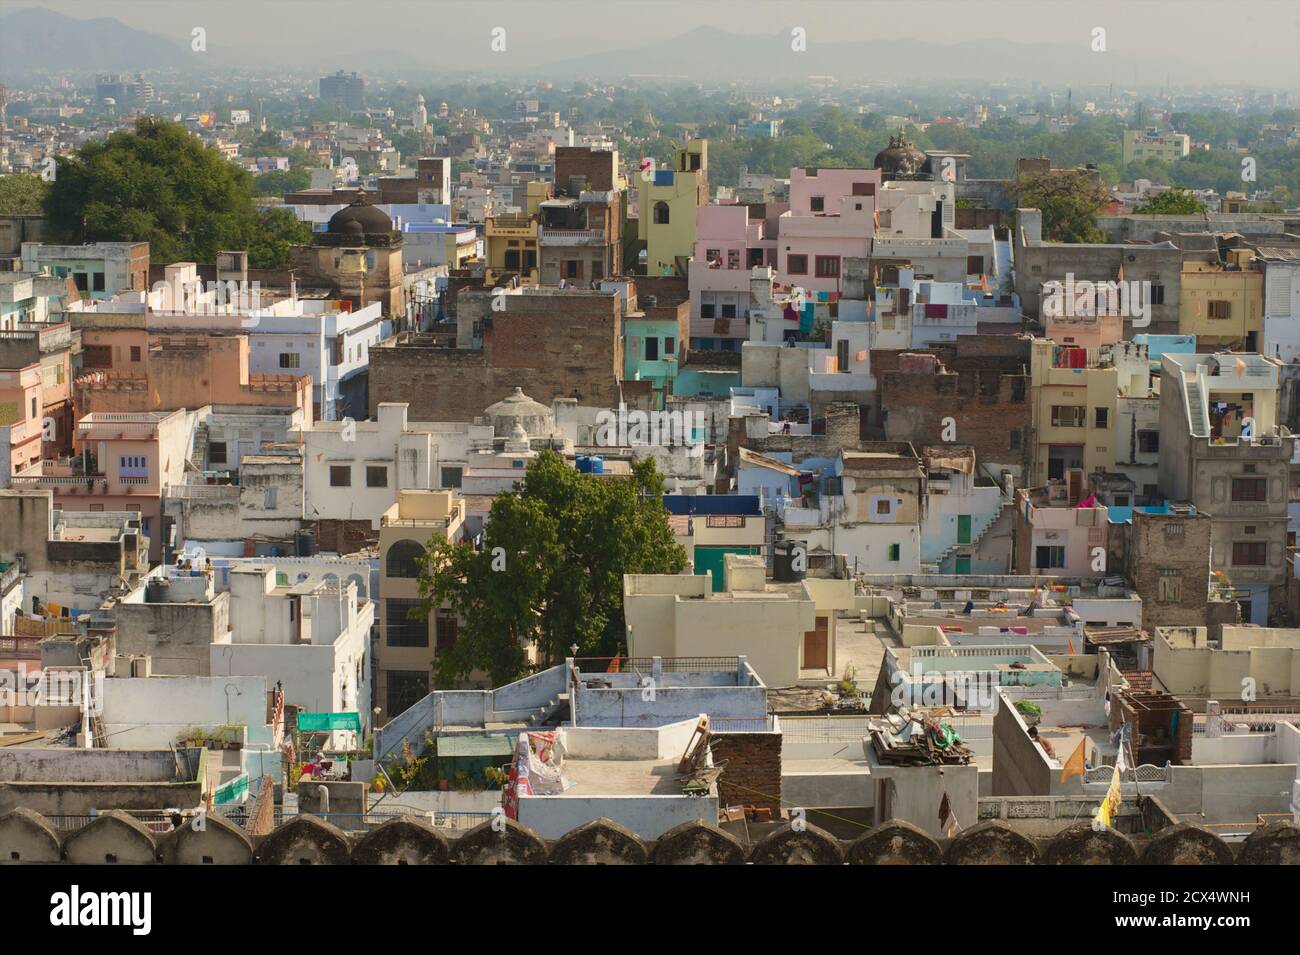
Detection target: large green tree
<box><xmin>415</xmin><ymin>451</ymin><xmax>687</xmax><ymax>687</ymax></box>
<box><xmin>1010</xmin><ymin>169</ymin><xmax>1111</xmax><ymax>243</ymax></box>
<box><xmin>43</xmin><ymin>117</ymin><xmax>309</xmax><ymax>268</ymax></box>
<box><xmin>1133</xmin><ymin>189</ymin><xmax>1205</xmax><ymax>215</ymax></box>
<box><xmin>0</xmin><ymin>173</ymin><xmax>49</xmax><ymax>215</ymax></box>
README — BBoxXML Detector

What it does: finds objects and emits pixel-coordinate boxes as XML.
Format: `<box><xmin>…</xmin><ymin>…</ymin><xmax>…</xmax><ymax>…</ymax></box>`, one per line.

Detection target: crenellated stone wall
<box><xmin>1</xmin><ymin>807</ymin><xmax>1296</xmax><ymax>865</ymax></box>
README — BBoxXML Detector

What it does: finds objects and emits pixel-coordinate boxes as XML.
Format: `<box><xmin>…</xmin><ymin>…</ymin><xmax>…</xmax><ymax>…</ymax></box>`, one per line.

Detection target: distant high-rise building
<box><xmin>319</xmin><ymin>71</ymin><xmax>366</xmax><ymax>111</ymax></box>
<box><xmin>95</xmin><ymin>74</ymin><xmax>150</xmax><ymax>108</ymax></box>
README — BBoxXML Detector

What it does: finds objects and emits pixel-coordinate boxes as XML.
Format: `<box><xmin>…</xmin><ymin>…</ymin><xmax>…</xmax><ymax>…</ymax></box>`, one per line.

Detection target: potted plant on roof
<box><xmin>1014</xmin><ymin>699</ymin><xmax>1043</xmax><ymax>727</ymax></box>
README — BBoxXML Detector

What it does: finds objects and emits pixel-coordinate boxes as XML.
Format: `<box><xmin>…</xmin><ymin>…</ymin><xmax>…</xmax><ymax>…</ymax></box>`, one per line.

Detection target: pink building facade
<box><xmin>776</xmin><ymin>168</ymin><xmax>881</xmax><ymax>296</ymax></box>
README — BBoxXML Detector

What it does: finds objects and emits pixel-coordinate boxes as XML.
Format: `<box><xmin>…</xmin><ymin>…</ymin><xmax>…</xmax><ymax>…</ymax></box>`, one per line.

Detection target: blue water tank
<box><xmin>576</xmin><ymin>455</ymin><xmax>592</xmax><ymax>473</ymax></box>
<box><xmin>588</xmin><ymin>455</ymin><xmax>604</xmax><ymax>474</ymax></box>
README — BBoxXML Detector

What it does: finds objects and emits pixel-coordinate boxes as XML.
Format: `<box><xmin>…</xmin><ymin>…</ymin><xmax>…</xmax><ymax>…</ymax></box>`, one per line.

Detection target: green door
<box><xmin>955</xmin><ymin>555</ymin><xmax>972</xmax><ymax>575</ymax></box>
<box><xmin>957</xmin><ymin>514</ymin><xmax>972</xmax><ymax>545</ymax></box>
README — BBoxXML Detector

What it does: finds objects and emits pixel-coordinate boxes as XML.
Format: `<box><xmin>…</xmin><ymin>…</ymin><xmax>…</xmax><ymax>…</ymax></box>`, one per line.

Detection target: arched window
<box><xmin>653</xmin><ymin>201</ymin><xmax>670</xmax><ymax>225</ymax></box>
<box><xmin>387</xmin><ymin>540</ymin><xmax>425</xmax><ymax>579</ymax></box>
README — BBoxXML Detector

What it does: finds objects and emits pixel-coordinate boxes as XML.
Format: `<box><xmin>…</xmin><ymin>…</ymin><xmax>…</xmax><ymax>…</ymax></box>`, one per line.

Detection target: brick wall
<box><xmin>369</xmin><ymin>291</ymin><xmax>623</xmax><ymax>421</ymax></box>
<box><xmin>555</xmin><ymin>147</ymin><xmax>617</xmax><ymax>194</ymax></box>
<box><xmin>1125</xmin><ymin>511</ymin><xmax>1214</xmax><ymax>630</ymax></box>
<box><xmin>880</xmin><ymin>363</ymin><xmax>1030</xmax><ymax>472</ymax></box>
<box><xmin>711</xmin><ymin>731</ymin><xmax>782</xmax><ymax>812</ymax></box>
<box><xmin>309</xmin><ymin>519</ymin><xmax>377</xmax><ymax>555</ymax></box>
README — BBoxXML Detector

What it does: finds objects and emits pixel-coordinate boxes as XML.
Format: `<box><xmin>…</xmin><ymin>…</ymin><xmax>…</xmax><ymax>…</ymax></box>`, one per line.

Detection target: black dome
<box><xmin>873</xmin><ymin>130</ymin><xmax>931</xmax><ymax>182</ymax></box>
<box><xmin>328</xmin><ymin>201</ymin><xmax>393</xmax><ymax>236</ymax></box>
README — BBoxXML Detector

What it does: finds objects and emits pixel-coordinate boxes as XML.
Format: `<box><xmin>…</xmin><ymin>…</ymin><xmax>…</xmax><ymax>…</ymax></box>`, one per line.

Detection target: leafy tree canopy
<box><xmin>1133</xmin><ymin>188</ymin><xmax>1205</xmax><ymax>215</ymax></box>
<box><xmin>1010</xmin><ymin>169</ymin><xmax>1111</xmax><ymax>243</ymax></box>
<box><xmin>43</xmin><ymin>117</ymin><xmax>309</xmax><ymax>268</ymax></box>
<box><xmin>0</xmin><ymin>174</ymin><xmax>49</xmax><ymax>215</ymax></box>
<box><xmin>415</xmin><ymin>450</ymin><xmax>686</xmax><ymax>687</ymax></box>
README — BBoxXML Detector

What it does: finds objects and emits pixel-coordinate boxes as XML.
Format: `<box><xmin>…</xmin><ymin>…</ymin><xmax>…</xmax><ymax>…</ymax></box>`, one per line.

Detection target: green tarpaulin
<box><xmin>213</xmin><ymin>774</ymin><xmax>249</xmax><ymax>805</ymax></box>
<box><xmin>297</xmin><ymin>711</ymin><xmax>362</xmax><ymax>733</ymax></box>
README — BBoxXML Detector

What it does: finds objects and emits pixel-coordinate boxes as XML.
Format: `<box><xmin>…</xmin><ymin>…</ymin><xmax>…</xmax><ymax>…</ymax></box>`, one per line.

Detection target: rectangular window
<box><xmin>645</xmin><ymin>337</ymin><xmax>659</xmax><ymax>361</ymax></box>
<box><xmin>386</xmin><ymin>599</ymin><xmax>428</xmax><ymax>647</ymax></box>
<box><xmin>700</xmin><ymin>303</ymin><xmax>716</xmax><ymax>319</ymax></box>
<box><xmin>92</xmin><ymin>272</ymin><xmax>106</xmax><ymax>292</ymax></box>
<box><xmin>329</xmin><ymin>465</ymin><xmax>351</xmax><ymax>487</ymax></box>
<box><xmin>386</xmin><ymin>671</ymin><xmax>429</xmax><ymax>717</ymax></box>
<box><xmin>1231</xmin><ymin>477</ymin><xmax>1267</xmax><ymax>502</ymax></box>
<box><xmin>815</xmin><ymin>255</ymin><xmax>841</xmax><ymax>279</ymax></box>
<box><xmin>366</xmin><ymin>465</ymin><xmax>388</xmax><ymax>488</ymax></box>
<box><xmin>440</xmin><ymin>466</ymin><xmax>463</xmax><ymax>489</ymax></box>
<box><xmin>1137</xmin><ymin>430</ymin><xmax>1160</xmax><ymax>453</ymax></box>
<box><xmin>664</xmin><ymin>337</ymin><xmax>675</xmax><ymax>357</ymax></box>
<box><xmin>1035</xmin><ymin>545</ymin><xmax>1066</xmax><ymax>569</ymax></box>
<box><xmin>436</xmin><ymin>611</ymin><xmax>459</xmax><ymax>653</ymax></box>
<box><xmin>1232</xmin><ymin>541</ymin><xmax>1267</xmax><ymax>566</ymax></box>
<box><xmin>1094</xmin><ymin>407</ymin><xmax>1109</xmax><ymax>429</ymax></box>
<box><xmin>1208</xmin><ymin>300</ymin><xmax>1232</xmax><ymax>320</ymax></box>
<box><xmin>851</xmin><ymin>181</ymin><xmax>874</xmax><ymax>197</ymax></box>
<box><xmin>721</xmin><ymin>303</ymin><xmax>737</xmax><ymax>319</ymax></box>
<box><xmin>787</xmin><ymin>254</ymin><xmax>808</xmax><ymax>275</ymax></box>
<box><xmin>279</xmin><ymin>352</ymin><xmax>301</xmax><ymax>369</ymax></box>
<box><xmin>129</xmin><ymin>345</ymin><xmax>141</xmax><ymax>362</ymax></box>
<box><xmin>1051</xmin><ymin>405</ymin><xmax>1087</xmax><ymax>428</ymax></box>
<box><xmin>810</xmin><ymin>196</ymin><xmax>825</xmax><ymax>212</ymax></box>
<box><xmin>966</xmin><ymin>255</ymin><xmax>984</xmax><ymax>275</ymax></box>
<box><xmin>74</xmin><ymin>272</ymin><xmax>89</xmax><ymax>292</ymax></box>
<box><xmin>1009</xmin><ymin>429</ymin><xmax>1022</xmax><ymax>450</ymax></box>
<box><xmin>887</xmin><ymin>543</ymin><xmax>900</xmax><ymax>561</ymax></box>
<box><xmin>1149</xmin><ymin>284</ymin><xmax>1165</xmax><ymax>306</ymax></box>
<box><xmin>209</xmin><ymin>442</ymin><xmax>228</xmax><ymax>466</ymax></box>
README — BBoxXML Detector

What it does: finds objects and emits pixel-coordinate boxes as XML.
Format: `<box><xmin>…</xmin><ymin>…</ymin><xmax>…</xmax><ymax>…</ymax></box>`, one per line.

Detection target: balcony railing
<box><xmin>8</xmin><ymin>475</ymin><xmax>108</xmax><ymax>493</ymax></box>
<box><xmin>540</xmin><ymin>229</ymin><xmax>606</xmax><ymax>246</ymax></box>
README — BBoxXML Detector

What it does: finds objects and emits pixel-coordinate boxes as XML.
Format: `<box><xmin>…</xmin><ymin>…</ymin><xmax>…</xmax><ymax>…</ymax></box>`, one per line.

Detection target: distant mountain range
<box><xmin>0</xmin><ymin>9</ymin><xmax>1281</xmax><ymax>88</ymax></box>
<box><xmin>524</xmin><ymin>26</ymin><xmax>1205</xmax><ymax>87</ymax></box>
<box><xmin>0</xmin><ymin>7</ymin><xmax>192</xmax><ymax>73</ymax></box>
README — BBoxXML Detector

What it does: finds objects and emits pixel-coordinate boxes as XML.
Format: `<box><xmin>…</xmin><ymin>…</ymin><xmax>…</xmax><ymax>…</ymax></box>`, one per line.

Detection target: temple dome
<box><xmin>327</xmin><ymin>201</ymin><xmax>393</xmax><ymax>236</ymax></box>
<box><xmin>873</xmin><ymin>130</ymin><xmax>931</xmax><ymax>181</ymax></box>
<box><xmin>484</xmin><ymin>387</ymin><xmax>555</xmax><ymax>439</ymax></box>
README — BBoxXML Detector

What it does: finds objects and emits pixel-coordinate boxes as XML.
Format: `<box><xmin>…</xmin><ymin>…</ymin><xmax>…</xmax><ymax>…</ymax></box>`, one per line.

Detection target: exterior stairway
<box><xmin>1185</xmin><ymin>377</ymin><xmax>1209</xmax><ymax>435</ymax></box>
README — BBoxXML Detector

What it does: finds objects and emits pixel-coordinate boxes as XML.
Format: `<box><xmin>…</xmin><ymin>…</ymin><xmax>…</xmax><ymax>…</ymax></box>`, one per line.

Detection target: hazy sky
<box><xmin>6</xmin><ymin>0</ymin><xmax>1299</xmax><ymax>85</ymax></box>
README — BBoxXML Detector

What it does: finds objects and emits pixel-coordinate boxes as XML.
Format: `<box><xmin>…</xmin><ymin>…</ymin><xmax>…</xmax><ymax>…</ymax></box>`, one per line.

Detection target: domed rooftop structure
<box><xmin>484</xmin><ymin>387</ymin><xmax>555</xmax><ymax>439</ymax></box>
<box><xmin>327</xmin><ymin>197</ymin><xmax>393</xmax><ymax>237</ymax></box>
<box><xmin>873</xmin><ymin>130</ymin><xmax>932</xmax><ymax>182</ymax></box>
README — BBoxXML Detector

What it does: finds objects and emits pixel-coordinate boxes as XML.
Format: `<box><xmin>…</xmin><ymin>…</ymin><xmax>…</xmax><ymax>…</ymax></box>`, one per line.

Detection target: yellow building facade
<box><xmin>640</xmin><ymin>139</ymin><xmax>708</xmax><ymax>277</ymax></box>
<box><xmin>1178</xmin><ymin>259</ymin><xmax>1263</xmax><ymax>352</ymax></box>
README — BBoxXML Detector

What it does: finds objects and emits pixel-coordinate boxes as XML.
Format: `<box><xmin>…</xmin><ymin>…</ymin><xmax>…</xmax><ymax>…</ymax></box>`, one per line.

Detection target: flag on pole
<box><xmin>938</xmin><ymin>793</ymin><xmax>961</xmax><ymax>837</ymax></box>
<box><xmin>1093</xmin><ymin>763</ymin><xmax>1122</xmax><ymax>829</ymax></box>
<box><xmin>1059</xmin><ymin>737</ymin><xmax>1088</xmax><ymax>784</ymax></box>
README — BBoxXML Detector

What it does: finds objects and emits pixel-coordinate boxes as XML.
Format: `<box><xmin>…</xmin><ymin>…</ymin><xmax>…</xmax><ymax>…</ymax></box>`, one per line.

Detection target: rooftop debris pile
<box><xmin>868</xmin><ymin>708</ymin><xmax>973</xmax><ymax>766</ymax></box>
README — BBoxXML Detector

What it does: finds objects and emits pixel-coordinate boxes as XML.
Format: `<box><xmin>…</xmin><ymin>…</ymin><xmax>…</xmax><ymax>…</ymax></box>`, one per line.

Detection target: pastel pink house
<box><xmin>776</xmin><ymin>168</ymin><xmax>881</xmax><ymax>295</ymax></box>
<box><xmin>687</xmin><ymin>204</ymin><xmax>779</xmax><ymax>345</ymax></box>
